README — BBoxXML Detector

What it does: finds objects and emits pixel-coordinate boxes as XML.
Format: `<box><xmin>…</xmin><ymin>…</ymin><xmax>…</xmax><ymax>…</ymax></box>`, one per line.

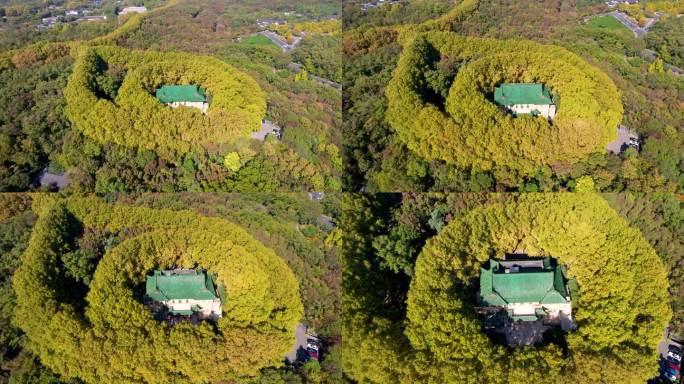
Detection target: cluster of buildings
<box><xmin>38</xmin><ymin>4</ymin><xmax>107</xmax><ymax>30</ymax></box>
<box><xmin>256</xmin><ymin>18</ymin><xmax>287</xmax><ymax>29</ymax></box>
<box><xmin>37</xmin><ymin>3</ymin><xmax>147</xmax><ymax>30</ymax></box>
<box><xmin>605</xmin><ymin>0</ymin><xmax>638</xmax><ymax>7</ymax></box>
<box><xmin>360</xmin><ymin>0</ymin><xmax>401</xmax><ymax>12</ymax></box>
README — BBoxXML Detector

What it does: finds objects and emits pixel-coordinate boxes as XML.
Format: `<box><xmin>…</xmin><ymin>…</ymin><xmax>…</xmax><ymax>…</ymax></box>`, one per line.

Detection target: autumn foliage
<box><xmin>343</xmin><ymin>194</ymin><xmax>671</xmax><ymax>383</ymax></box>
<box><xmin>12</xmin><ymin>196</ymin><xmax>303</xmax><ymax>383</ymax></box>
<box><xmin>64</xmin><ymin>45</ymin><xmax>267</xmax><ymax>157</ymax></box>
<box><xmin>385</xmin><ymin>32</ymin><xmax>623</xmax><ymax>175</ymax></box>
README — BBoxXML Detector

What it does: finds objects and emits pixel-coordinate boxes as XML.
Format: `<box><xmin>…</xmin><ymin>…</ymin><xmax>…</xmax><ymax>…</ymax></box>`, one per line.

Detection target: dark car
<box><xmin>661</xmin><ymin>368</ymin><xmax>680</xmax><ymax>383</ymax></box>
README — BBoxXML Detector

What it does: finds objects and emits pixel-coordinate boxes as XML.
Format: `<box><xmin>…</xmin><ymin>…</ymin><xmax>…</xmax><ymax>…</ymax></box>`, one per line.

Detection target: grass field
<box><xmin>587</xmin><ymin>15</ymin><xmax>630</xmax><ymax>31</ymax></box>
<box><xmin>240</xmin><ymin>34</ymin><xmax>278</xmax><ymax>47</ymax></box>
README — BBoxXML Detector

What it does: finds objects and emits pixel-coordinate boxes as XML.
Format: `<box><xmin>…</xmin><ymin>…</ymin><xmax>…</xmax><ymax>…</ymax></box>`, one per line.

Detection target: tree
<box><xmin>648</xmin><ymin>57</ymin><xmax>664</xmax><ymax>73</ymax></box>
<box><xmin>223</xmin><ymin>152</ymin><xmax>241</xmax><ymax>172</ymax></box>
<box><xmin>13</xmin><ymin>197</ymin><xmax>304</xmax><ymax>383</ymax></box>
<box><xmin>343</xmin><ymin>194</ymin><xmax>671</xmax><ymax>383</ymax></box>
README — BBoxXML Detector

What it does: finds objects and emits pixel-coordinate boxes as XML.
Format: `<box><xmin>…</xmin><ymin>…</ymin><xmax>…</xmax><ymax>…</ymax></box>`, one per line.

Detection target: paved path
<box><xmin>37</xmin><ymin>169</ymin><xmax>69</xmax><ymax>189</ymax></box>
<box><xmin>607</xmin><ymin>125</ymin><xmax>638</xmax><ymax>154</ymax></box>
<box><xmin>608</xmin><ymin>11</ymin><xmax>650</xmax><ymax>37</ymax></box>
<box><xmin>246</xmin><ymin>32</ymin><xmax>341</xmax><ymax>89</ymax></box>
<box><xmin>501</xmin><ymin>320</ymin><xmax>551</xmax><ymax>346</ymax></box>
<box><xmin>251</xmin><ymin>120</ymin><xmax>280</xmax><ymax>141</ymax></box>
<box><xmin>643</xmin><ymin>48</ymin><xmax>684</xmax><ymax>75</ymax></box>
<box><xmin>288</xmin><ymin>62</ymin><xmax>342</xmax><ymax>90</ymax></box>
<box><xmin>258</xmin><ymin>30</ymin><xmax>302</xmax><ymax>53</ymax></box>
<box><xmin>317</xmin><ymin>214</ymin><xmax>335</xmax><ymax>230</ymax></box>
<box><xmin>285</xmin><ymin>323</ymin><xmax>309</xmax><ymax>364</ymax></box>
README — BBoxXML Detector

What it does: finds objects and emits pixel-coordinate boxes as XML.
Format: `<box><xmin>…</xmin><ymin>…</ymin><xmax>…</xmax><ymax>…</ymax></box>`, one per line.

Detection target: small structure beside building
<box><xmin>118</xmin><ymin>6</ymin><xmax>148</xmax><ymax>16</ymax></box>
<box><xmin>479</xmin><ymin>256</ymin><xmax>572</xmax><ymax>324</ymax></box>
<box><xmin>145</xmin><ymin>269</ymin><xmax>222</xmax><ymax>319</ymax></box>
<box><xmin>155</xmin><ymin>85</ymin><xmax>209</xmax><ymax>114</ymax></box>
<box><xmin>493</xmin><ymin>83</ymin><xmax>557</xmax><ymax>120</ymax></box>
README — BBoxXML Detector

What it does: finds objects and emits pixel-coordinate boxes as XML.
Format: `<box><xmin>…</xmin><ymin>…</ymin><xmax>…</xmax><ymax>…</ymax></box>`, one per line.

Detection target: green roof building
<box><xmin>479</xmin><ymin>257</ymin><xmax>571</xmax><ymax>322</ymax></box>
<box><xmin>155</xmin><ymin>85</ymin><xmax>209</xmax><ymax>113</ymax></box>
<box><xmin>145</xmin><ymin>269</ymin><xmax>222</xmax><ymax>317</ymax></box>
<box><xmin>493</xmin><ymin>83</ymin><xmax>556</xmax><ymax>119</ymax></box>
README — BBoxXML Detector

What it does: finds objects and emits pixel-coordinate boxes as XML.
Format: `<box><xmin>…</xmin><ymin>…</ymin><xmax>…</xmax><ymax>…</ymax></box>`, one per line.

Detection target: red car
<box><xmin>665</xmin><ymin>359</ymin><xmax>680</xmax><ymax>371</ymax></box>
<box><xmin>306</xmin><ymin>347</ymin><xmax>319</xmax><ymax>361</ymax></box>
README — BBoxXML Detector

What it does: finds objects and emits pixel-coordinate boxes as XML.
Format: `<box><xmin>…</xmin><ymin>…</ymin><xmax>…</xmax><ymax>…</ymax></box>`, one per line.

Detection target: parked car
<box><xmin>668</xmin><ymin>345</ymin><xmax>683</xmax><ymax>363</ymax></box>
<box><xmin>306</xmin><ymin>347</ymin><xmax>319</xmax><ymax>361</ymax></box>
<box><xmin>306</xmin><ymin>338</ymin><xmax>320</xmax><ymax>351</ymax></box>
<box><xmin>665</xmin><ymin>358</ymin><xmax>680</xmax><ymax>371</ymax></box>
<box><xmin>661</xmin><ymin>367</ymin><xmax>680</xmax><ymax>383</ymax></box>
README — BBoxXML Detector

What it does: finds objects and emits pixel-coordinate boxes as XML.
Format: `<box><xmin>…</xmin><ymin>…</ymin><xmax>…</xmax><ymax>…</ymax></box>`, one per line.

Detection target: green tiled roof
<box><xmin>479</xmin><ymin>259</ymin><xmax>568</xmax><ymax>306</ymax></box>
<box><xmin>493</xmin><ymin>83</ymin><xmax>553</xmax><ymax>106</ymax></box>
<box><xmin>155</xmin><ymin>85</ymin><xmax>207</xmax><ymax>103</ymax></box>
<box><xmin>145</xmin><ymin>270</ymin><xmax>218</xmax><ymax>302</ymax></box>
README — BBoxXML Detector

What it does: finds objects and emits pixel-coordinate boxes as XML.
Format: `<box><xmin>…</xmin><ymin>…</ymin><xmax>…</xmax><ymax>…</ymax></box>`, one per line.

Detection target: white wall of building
<box><xmin>163</xmin><ymin>298</ymin><xmax>222</xmax><ymax>317</ymax></box>
<box><xmin>119</xmin><ymin>6</ymin><xmax>147</xmax><ymax>15</ymax></box>
<box><xmin>507</xmin><ymin>104</ymin><xmax>556</xmax><ymax>119</ymax></box>
<box><xmin>167</xmin><ymin>101</ymin><xmax>209</xmax><ymax>114</ymax></box>
<box><xmin>507</xmin><ymin>302</ymin><xmax>572</xmax><ymax>318</ymax></box>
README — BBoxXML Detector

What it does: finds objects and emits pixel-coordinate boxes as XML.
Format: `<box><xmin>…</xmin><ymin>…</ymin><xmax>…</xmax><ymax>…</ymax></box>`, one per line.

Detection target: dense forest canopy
<box><xmin>0</xmin><ymin>0</ymin><xmax>342</xmax><ymax>192</ymax></box>
<box><xmin>0</xmin><ymin>193</ymin><xmax>344</xmax><ymax>383</ymax></box>
<box><xmin>11</xmin><ymin>195</ymin><xmax>304</xmax><ymax>383</ymax></box>
<box><xmin>342</xmin><ymin>193</ymin><xmax>675</xmax><ymax>383</ymax></box>
<box><xmin>343</xmin><ymin>0</ymin><xmax>683</xmax><ymax>193</ymax></box>
<box><xmin>65</xmin><ymin>45</ymin><xmax>267</xmax><ymax>157</ymax></box>
<box><xmin>386</xmin><ymin>31</ymin><xmax>622</xmax><ymax>175</ymax></box>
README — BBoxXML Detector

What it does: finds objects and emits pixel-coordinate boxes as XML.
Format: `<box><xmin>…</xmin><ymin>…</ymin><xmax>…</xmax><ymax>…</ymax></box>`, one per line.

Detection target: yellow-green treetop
<box><xmin>385</xmin><ymin>32</ymin><xmax>623</xmax><ymax>175</ymax></box>
<box><xmin>64</xmin><ymin>45</ymin><xmax>267</xmax><ymax>158</ymax></box>
<box><xmin>13</xmin><ymin>196</ymin><xmax>303</xmax><ymax>384</ymax></box>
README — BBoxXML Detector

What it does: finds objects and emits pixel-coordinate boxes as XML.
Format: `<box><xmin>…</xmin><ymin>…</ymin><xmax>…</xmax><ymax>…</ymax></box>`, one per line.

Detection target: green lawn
<box><xmin>587</xmin><ymin>15</ymin><xmax>630</xmax><ymax>31</ymax></box>
<box><xmin>240</xmin><ymin>34</ymin><xmax>278</xmax><ymax>47</ymax></box>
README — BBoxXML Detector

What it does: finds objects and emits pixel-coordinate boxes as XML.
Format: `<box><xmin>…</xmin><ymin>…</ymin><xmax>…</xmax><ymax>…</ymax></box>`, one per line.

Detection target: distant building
<box><xmin>145</xmin><ymin>269</ymin><xmax>222</xmax><ymax>318</ymax></box>
<box><xmin>41</xmin><ymin>16</ymin><xmax>61</xmax><ymax>24</ymax></box>
<box><xmin>479</xmin><ymin>257</ymin><xmax>572</xmax><ymax>322</ymax></box>
<box><xmin>65</xmin><ymin>10</ymin><xmax>79</xmax><ymax>16</ymax></box>
<box><xmin>256</xmin><ymin>18</ymin><xmax>287</xmax><ymax>28</ymax></box>
<box><xmin>77</xmin><ymin>15</ymin><xmax>107</xmax><ymax>22</ymax></box>
<box><xmin>119</xmin><ymin>6</ymin><xmax>148</xmax><ymax>15</ymax></box>
<box><xmin>155</xmin><ymin>85</ymin><xmax>209</xmax><ymax>114</ymax></box>
<box><xmin>493</xmin><ymin>83</ymin><xmax>557</xmax><ymax>120</ymax></box>
<box><xmin>605</xmin><ymin>0</ymin><xmax>637</xmax><ymax>6</ymax></box>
